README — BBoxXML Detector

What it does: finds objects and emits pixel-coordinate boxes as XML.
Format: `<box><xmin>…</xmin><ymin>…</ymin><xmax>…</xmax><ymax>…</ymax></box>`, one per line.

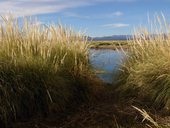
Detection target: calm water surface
<box><xmin>89</xmin><ymin>49</ymin><xmax>126</xmax><ymax>83</ymax></box>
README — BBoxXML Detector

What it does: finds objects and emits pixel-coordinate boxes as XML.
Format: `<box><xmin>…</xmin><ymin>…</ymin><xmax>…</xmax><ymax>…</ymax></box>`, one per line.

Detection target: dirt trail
<box><xmin>11</xmin><ymin>90</ymin><xmax>146</xmax><ymax>128</ymax></box>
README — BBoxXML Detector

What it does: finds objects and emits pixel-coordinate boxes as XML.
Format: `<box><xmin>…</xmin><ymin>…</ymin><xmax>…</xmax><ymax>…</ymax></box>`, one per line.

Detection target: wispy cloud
<box><xmin>63</xmin><ymin>12</ymin><xmax>90</xmax><ymax>19</ymax></box>
<box><xmin>0</xmin><ymin>0</ymin><xmax>136</xmax><ymax>17</ymax></box>
<box><xmin>104</xmin><ymin>11</ymin><xmax>124</xmax><ymax>18</ymax></box>
<box><xmin>102</xmin><ymin>23</ymin><xmax>129</xmax><ymax>28</ymax></box>
<box><xmin>63</xmin><ymin>11</ymin><xmax>123</xmax><ymax>19</ymax></box>
<box><xmin>0</xmin><ymin>0</ymin><xmax>89</xmax><ymax>18</ymax></box>
<box><xmin>111</xmin><ymin>11</ymin><xmax>124</xmax><ymax>16</ymax></box>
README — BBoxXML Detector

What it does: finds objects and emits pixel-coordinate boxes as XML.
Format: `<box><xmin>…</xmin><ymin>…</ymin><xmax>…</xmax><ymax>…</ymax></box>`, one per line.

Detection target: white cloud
<box><xmin>63</xmin><ymin>11</ymin><xmax>123</xmax><ymax>19</ymax></box>
<box><xmin>102</xmin><ymin>23</ymin><xmax>129</xmax><ymax>28</ymax></box>
<box><xmin>104</xmin><ymin>11</ymin><xmax>124</xmax><ymax>18</ymax></box>
<box><xmin>0</xmin><ymin>0</ymin><xmax>136</xmax><ymax>17</ymax></box>
<box><xmin>0</xmin><ymin>0</ymin><xmax>89</xmax><ymax>18</ymax></box>
<box><xmin>63</xmin><ymin>12</ymin><xmax>90</xmax><ymax>19</ymax></box>
<box><xmin>111</xmin><ymin>11</ymin><xmax>123</xmax><ymax>16</ymax></box>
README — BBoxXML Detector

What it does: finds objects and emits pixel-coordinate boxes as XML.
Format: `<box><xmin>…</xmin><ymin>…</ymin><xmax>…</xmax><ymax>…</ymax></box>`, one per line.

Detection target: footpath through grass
<box><xmin>1</xmin><ymin>15</ymin><xmax>170</xmax><ymax>128</ymax></box>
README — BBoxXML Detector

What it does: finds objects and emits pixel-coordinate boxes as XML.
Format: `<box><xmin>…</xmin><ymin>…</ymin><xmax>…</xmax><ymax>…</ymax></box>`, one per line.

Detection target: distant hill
<box><xmin>88</xmin><ymin>35</ymin><xmax>132</xmax><ymax>41</ymax></box>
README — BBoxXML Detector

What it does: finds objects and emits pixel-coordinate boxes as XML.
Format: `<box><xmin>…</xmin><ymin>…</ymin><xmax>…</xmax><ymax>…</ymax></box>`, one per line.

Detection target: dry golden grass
<box><xmin>0</xmin><ymin>16</ymin><xmax>91</xmax><ymax>126</ymax></box>
<box><xmin>116</xmin><ymin>14</ymin><xmax>170</xmax><ymax>111</ymax></box>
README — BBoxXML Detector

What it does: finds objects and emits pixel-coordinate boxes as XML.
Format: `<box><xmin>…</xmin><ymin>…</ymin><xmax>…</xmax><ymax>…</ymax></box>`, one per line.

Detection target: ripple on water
<box><xmin>89</xmin><ymin>49</ymin><xmax>126</xmax><ymax>83</ymax></box>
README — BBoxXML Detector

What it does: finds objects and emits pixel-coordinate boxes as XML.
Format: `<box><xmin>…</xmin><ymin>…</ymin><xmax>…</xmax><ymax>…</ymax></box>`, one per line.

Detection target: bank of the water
<box><xmin>90</xmin><ymin>45</ymin><xmax>129</xmax><ymax>50</ymax></box>
<box><xmin>89</xmin><ymin>40</ymin><xmax>131</xmax><ymax>50</ymax></box>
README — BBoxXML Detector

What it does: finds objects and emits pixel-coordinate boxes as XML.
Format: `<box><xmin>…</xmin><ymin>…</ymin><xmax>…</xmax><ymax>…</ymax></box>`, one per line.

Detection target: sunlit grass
<box><xmin>116</xmin><ymin>14</ymin><xmax>170</xmax><ymax>110</ymax></box>
<box><xmin>0</xmin><ymin>16</ymin><xmax>91</xmax><ymax>126</ymax></box>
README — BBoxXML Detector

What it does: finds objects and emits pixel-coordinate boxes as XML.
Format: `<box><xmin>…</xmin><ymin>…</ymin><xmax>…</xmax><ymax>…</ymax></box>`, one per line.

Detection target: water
<box><xmin>89</xmin><ymin>49</ymin><xmax>125</xmax><ymax>83</ymax></box>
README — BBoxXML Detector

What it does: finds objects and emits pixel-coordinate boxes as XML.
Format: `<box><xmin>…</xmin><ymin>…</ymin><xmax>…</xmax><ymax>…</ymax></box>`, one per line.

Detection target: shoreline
<box><xmin>89</xmin><ymin>40</ymin><xmax>131</xmax><ymax>50</ymax></box>
<box><xmin>90</xmin><ymin>45</ymin><xmax>129</xmax><ymax>50</ymax></box>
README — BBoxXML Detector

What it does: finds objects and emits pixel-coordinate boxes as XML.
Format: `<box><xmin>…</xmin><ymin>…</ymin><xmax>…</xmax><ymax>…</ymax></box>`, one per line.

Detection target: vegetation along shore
<box><xmin>90</xmin><ymin>40</ymin><xmax>131</xmax><ymax>50</ymax></box>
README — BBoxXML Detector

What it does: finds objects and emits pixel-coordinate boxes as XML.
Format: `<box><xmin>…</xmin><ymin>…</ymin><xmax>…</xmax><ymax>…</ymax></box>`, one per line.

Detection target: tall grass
<box><xmin>0</xmin><ymin>16</ymin><xmax>89</xmax><ymax>74</ymax></box>
<box><xmin>0</xmin><ymin>16</ymin><xmax>90</xmax><ymax>126</ymax></box>
<box><xmin>116</xmin><ymin>15</ymin><xmax>170</xmax><ymax>111</ymax></box>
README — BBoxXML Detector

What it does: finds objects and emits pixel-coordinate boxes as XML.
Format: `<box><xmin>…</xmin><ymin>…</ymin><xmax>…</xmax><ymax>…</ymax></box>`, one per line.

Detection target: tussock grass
<box><xmin>0</xmin><ymin>16</ymin><xmax>90</xmax><ymax>126</ymax></box>
<box><xmin>116</xmin><ymin>15</ymin><xmax>170</xmax><ymax>111</ymax></box>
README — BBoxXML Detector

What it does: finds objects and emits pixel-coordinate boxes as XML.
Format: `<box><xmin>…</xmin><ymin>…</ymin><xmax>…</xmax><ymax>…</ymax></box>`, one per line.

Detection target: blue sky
<box><xmin>0</xmin><ymin>0</ymin><xmax>170</xmax><ymax>37</ymax></box>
